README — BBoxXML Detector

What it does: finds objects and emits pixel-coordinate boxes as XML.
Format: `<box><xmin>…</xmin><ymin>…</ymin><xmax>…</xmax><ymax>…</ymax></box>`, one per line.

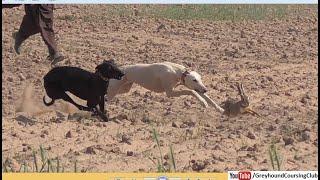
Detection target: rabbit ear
<box><xmin>237</xmin><ymin>83</ymin><xmax>249</xmax><ymax>105</ymax></box>
<box><xmin>240</xmin><ymin>83</ymin><xmax>245</xmax><ymax>95</ymax></box>
<box><xmin>239</xmin><ymin>83</ymin><xmax>250</xmax><ymax>106</ymax></box>
<box><xmin>236</xmin><ymin>82</ymin><xmax>242</xmax><ymax>95</ymax></box>
<box><xmin>237</xmin><ymin>83</ymin><xmax>246</xmax><ymax>96</ymax></box>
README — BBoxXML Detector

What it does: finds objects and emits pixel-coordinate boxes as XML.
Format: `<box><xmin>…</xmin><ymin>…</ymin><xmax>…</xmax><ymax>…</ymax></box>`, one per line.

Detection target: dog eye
<box><xmin>193</xmin><ymin>79</ymin><xmax>197</xmax><ymax>82</ymax></box>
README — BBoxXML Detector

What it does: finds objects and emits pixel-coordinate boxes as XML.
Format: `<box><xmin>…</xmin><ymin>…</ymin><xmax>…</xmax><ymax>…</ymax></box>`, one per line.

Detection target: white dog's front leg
<box><xmin>166</xmin><ymin>89</ymin><xmax>208</xmax><ymax>108</ymax></box>
<box><xmin>199</xmin><ymin>93</ymin><xmax>225</xmax><ymax>113</ymax></box>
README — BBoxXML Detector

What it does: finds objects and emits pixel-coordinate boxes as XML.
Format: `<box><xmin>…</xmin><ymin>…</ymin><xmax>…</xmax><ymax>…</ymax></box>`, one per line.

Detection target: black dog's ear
<box><xmin>95</xmin><ymin>63</ymin><xmax>102</xmax><ymax>71</ymax></box>
<box><xmin>108</xmin><ymin>59</ymin><xmax>115</xmax><ymax>64</ymax></box>
<box><xmin>103</xmin><ymin>59</ymin><xmax>115</xmax><ymax>64</ymax></box>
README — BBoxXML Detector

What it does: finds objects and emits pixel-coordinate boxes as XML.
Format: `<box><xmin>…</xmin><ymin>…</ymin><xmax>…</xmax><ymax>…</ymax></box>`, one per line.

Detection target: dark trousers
<box><xmin>2</xmin><ymin>4</ymin><xmax>21</xmax><ymax>8</ymax></box>
<box><xmin>18</xmin><ymin>4</ymin><xmax>58</xmax><ymax>55</ymax></box>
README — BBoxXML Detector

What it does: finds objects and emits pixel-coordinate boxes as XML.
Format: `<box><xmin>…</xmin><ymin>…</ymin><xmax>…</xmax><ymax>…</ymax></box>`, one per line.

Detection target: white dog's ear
<box><xmin>182</xmin><ymin>70</ymin><xmax>190</xmax><ymax>76</ymax></box>
<box><xmin>184</xmin><ymin>67</ymin><xmax>191</xmax><ymax>73</ymax></box>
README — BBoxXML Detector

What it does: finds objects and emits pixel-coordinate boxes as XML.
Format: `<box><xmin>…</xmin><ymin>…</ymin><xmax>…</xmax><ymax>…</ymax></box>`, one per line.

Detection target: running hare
<box><xmin>222</xmin><ymin>82</ymin><xmax>260</xmax><ymax>117</ymax></box>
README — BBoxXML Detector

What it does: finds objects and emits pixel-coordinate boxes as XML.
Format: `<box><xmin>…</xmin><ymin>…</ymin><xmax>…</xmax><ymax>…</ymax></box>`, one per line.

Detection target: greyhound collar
<box><xmin>181</xmin><ymin>70</ymin><xmax>189</xmax><ymax>85</ymax></box>
<box><xmin>96</xmin><ymin>71</ymin><xmax>109</xmax><ymax>81</ymax></box>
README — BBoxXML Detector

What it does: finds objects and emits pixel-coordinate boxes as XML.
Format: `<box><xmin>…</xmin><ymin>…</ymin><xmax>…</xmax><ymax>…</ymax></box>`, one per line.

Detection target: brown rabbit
<box><xmin>222</xmin><ymin>82</ymin><xmax>260</xmax><ymax>117</ymax></box>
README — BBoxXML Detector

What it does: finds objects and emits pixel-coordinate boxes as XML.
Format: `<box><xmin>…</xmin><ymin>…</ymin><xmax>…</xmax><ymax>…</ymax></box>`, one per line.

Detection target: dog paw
<box><xmin>101</xmin><ymin>115</ymin><xmax>109</xmax><ymax>122</ymax></box>
<box><xmin>91</xmin><ymin>111</ymin><xmax>99</xmax><ymax>117</ymax></box>
<box><xmin>218</xmin><ymin>107</ymin><xmax>225</xmax><ymax>113</ymax></box>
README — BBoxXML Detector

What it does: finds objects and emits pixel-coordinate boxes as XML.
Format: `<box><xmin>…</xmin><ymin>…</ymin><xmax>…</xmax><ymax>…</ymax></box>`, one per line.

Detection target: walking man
<box><xmin>3</xmin><ymin>4</ymin><xmax>64</xmax><ymax>65</ymax></box>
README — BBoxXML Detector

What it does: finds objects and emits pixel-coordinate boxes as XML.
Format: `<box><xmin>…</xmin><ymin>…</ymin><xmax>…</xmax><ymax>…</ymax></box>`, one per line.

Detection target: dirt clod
<box><xmin>247</xmin><ymin>131</ymin><xmax>256</xmax><ymax>139</ymax></box>
<box><xmin>110</xmin><ymin>147</ymin><xmax>121</xmax><ymax>154</ymax></box>
<box><xmin>127</xmin><ymin>151</ymin><xmax>134</xmax><ymax>156</ymax></box>
<box><xmin>85</xmin><ymin>146</ymin><xmax>96</xmax><ymax>154</ymax></box>
<box><xmin>301</xmin><ymin>131</ymin><xmax>311</xmax><ymax>141</ymax></box>
<box><xmin>172</xmin><ymin>122</ymin><xmax>178</xmax><ymax>128</ymax></box>
<box><xmin>283</xmin><ymin>137</ymin><xmax>295</xmax><ymax>146</ymax></box>
<box><xmin>191</xmin><ymin>160</ymin><xmax>209</xmax><ymax>172</ymax></box>
<box><xmin>120</xmin><ymin>134</ymin><xmax>131</xmax><ymax>144</ymax></box>
<box><xmin>66</xmin><ymin>131</ymin><xmax>72</xmax><ymax>138</ymax></box>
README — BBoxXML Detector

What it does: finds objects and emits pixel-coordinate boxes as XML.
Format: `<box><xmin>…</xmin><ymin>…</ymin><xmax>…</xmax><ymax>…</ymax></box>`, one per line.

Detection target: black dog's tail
<box><xmin>43</xmin><ymin>96</ymin><xmax>55</xmax><ymax>106</ymax></box>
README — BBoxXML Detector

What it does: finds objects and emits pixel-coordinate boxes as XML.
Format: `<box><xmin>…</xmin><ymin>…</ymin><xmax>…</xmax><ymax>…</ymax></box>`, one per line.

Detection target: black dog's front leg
<box><xmin>99</xmin><ymin>95</ymin><xmax>106</xmax><ymax>114</ymax></box>
<box><xmin>88</xmin><ymin>97</ymin><xmax>108</xmax><ymax>122</ymax></box>
<box><xmin>99</xmin><ymin>95</ymin><xmax>108</xmax><ymax>122</ymax></box>
<box><xmin>92</xmin><ymin>107</ymin><xmax>108</xmax><ymax>122</ymax></box>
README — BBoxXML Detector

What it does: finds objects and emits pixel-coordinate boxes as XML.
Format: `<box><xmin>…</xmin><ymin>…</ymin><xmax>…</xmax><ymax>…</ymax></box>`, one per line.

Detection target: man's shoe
<box><xmin>47</xmin><ymin>52</ymin><xmax>65</xmax><ymax>65</ymax></box>
<box><xmin>12</xmin><ymin>32</ymin><xmax>24</xmax><ymax>55</ymax></box>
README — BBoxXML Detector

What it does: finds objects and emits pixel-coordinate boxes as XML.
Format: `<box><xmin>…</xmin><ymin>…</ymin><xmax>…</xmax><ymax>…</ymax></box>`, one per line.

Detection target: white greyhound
<box><xmin>106</xmin><ymin>62</ymin><xmax>225</xmax><ymax>113</ymax></box>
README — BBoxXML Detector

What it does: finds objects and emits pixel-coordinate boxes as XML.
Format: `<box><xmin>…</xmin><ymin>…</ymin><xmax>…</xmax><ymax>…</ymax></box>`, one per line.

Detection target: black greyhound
<box><xmin>43</xmin><ymin>60</ymin><xmax>124</xmax><ymax>121</ymax></box>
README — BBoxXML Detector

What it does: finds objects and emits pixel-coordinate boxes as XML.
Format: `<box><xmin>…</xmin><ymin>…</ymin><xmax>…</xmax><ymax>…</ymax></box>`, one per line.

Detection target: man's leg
<box><xmin>14</xmin><ymin>5</ymin><xmax>41</xmax><ymax>54</ymax></box>
<box><xmin>38</xmin><ymin>4</ymin><xmax>64</xmax><ymax>64</ymax></box>
<box><xmin>2</xmin><ymin>4</ymin><xmax>21</xmax><ymax>9</ymax></box>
